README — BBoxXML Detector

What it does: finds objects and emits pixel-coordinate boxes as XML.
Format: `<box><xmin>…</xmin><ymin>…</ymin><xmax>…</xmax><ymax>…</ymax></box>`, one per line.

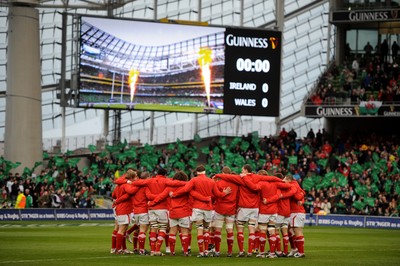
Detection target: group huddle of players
<box><xmin>110</xmin><ymin>164</ymin><xmax>306</xmax><ymax>258</ymax></box>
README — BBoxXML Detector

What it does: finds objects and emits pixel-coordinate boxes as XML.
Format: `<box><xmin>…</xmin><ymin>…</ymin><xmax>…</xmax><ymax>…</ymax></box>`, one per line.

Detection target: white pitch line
<box><xmin>26</xmin><ymin>224</ymin><xmax>38</xmax><ymax>227</ymax></box>
<box><xmin>78</xmin><ymin>223</ymin><xmax>100</xmax><ymax>227</ymax></box>
<box><xmin>0</xmin><ymin>249</ymin><xmax>399</xmax><ymax>264</ymax></box>
<box><xmin>0</xmin><ymin>256</ymin><xmax>118</xmax><ymax>264</ymax></box>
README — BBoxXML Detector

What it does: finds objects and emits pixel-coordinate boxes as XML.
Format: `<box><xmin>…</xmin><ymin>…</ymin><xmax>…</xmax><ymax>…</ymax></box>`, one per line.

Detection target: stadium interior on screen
<box><xmin>79</xmin><ymin>16</ymin><xmax>281</xmax><ymax>116</ymax></box>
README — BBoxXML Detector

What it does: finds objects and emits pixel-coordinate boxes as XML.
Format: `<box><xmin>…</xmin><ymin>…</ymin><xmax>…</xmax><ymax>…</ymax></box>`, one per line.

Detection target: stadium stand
<box><xmin>1</xmin><ymin>132</ymin><xmax>399</xmax><ymax>217</ymax></box>
<box><xmin>307</xmin><ymin>56</ymin><xmax>399</xmax><ymax>105</ymax></box>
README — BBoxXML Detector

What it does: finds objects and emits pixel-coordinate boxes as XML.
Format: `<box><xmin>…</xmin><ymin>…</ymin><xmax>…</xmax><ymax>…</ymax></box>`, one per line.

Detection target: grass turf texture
<box><xmin>0</xmin><ymin>221</ymin><xmax>399</xmax><ymax>266</ymax></box>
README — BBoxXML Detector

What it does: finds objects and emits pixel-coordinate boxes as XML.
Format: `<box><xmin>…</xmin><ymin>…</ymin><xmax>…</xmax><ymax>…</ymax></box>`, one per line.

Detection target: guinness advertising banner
<box><xmin>331</xmin><ymin>8</ymin><xmax>400</xmax><ymax>23</ymax></box>
<box><xmin>305</xmin><ymin>103</ymin><xmax>400</xmax><ymax>118</ymax></box>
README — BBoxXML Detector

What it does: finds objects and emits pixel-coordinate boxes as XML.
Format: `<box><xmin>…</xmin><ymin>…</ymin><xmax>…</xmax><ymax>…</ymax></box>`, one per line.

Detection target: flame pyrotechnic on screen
<box><xmin>198</xmin><ymin>47</ymin><xmax>212</xmax><ymax>107</ymax></box>
<box><xmin>128</xmin><ymin>68</ymin><xmax>139</xmax><ymax>103</ymax></box>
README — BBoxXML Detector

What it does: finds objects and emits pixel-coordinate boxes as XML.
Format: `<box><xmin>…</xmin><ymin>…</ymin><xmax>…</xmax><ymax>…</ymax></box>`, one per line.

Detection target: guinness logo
<box><xmin>391</xmin><ymin>9</ymin><xmax>398</xmax><ymax>19</ymax></box>
<box><xmin>390</xmin><ymin>105</ymin><xmax>395</xmax><ymax>112</ymax></box>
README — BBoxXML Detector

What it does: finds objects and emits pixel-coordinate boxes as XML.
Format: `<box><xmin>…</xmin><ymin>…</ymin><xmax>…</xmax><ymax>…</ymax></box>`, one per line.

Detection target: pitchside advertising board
<box><xmin>1</xmin><ymin>210</ymin><xmax>400</xmax><ymax>229</ymax></box>
<box><xmin>0</xmin><ymin>209</ymin><xmax>114</xmax><ymax>221</ymax></box>
<box><xmin>78</xmin><ymin>16</ymin><xmax>281</xmax><ymax>117</ymax></box>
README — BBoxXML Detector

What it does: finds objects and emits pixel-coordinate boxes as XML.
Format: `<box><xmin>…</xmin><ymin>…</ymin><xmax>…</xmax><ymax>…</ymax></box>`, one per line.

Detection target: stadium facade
<box><xmin>0</xmin><ymin>0</ymin><xmax>332</xmax><ymax>169</ymax></box>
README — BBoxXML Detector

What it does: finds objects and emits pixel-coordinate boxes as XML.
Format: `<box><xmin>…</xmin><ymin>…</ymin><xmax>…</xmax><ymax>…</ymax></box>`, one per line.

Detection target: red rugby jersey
<box><xmin>172</xmin><ymin>174</ymin><xmax>226</xmax><ymax>210</ymax></box>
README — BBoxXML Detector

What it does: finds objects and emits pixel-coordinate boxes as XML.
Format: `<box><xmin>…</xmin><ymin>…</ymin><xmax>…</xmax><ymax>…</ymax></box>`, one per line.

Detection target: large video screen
<box><xmin>78</xmin><ymin>16</ymin><xmax>281</xmax><ymax>116</ymax></box>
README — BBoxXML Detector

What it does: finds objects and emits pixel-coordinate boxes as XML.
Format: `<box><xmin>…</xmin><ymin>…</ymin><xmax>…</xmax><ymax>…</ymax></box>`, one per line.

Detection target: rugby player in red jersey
<box><xmin>211</xmin><ymin>166</ymin><xmax>239</xmax><ymax>257</ymax></box>
<box><xmin>275</xmin><ymin>173</ymin><xmax>297</xmax><ymax>257</ymax></box>
<box><xmin>110</xmin><ymin>181</ymin><xmax>119</xmax><ymax>254</ymax></box>
<box><xmin>113</xmin><ymin>169</ymin><xmax>138</xmax><ymax>254</ymax></box>
<box><xmin>149</xmin><ymin>171</ymin><xmax>211</xmax><ymax>256</ymax></box>
<box><xmin>115</xmin><ymin>171</ymin><xmax>152</xmax><ymax>255</ymax></box>
<box><xmin>215</xmin><ymin>164</ymin><xmax>282</xmax><ymax>257</ymax></box>
<box><xmin>115</xmin><ymin>168</ymin><xmax>186</xmax><ymax>256</ymax></box>
<box><xmin>243</xmin><ymin>170</ymin><xmax>295</xmax><ymax>258</ymax></box>
<box><xmin>146</xmin><ymin>168</ymin><xmax>187</xmax><ymax>256</ymax></box>
<box><xmin>114</xmin><ymin>170</ymin><xmax>150</xmax><ymax>254</ymax></box>
<box><xmin>284</xmin><ymin>174</ymin><xmax>306</xmax><ymax>258</ymax></box>
<box><xmin>170</xmin><ymin>165</ymin><xmax>231</xmax><ymax>257</ymax></box>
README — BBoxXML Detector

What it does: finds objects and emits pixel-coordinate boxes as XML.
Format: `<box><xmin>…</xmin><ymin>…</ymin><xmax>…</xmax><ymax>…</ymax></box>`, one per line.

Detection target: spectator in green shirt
<box><xmin>25</xmin><ymin>188</ymin><xmax>33</xmax><ymax>208</ymax></box>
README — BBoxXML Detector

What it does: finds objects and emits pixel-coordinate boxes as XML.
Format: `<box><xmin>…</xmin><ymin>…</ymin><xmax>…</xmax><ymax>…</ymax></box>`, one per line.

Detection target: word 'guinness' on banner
<box><xmin>331</xmin><ymin>8</ymin><xmax>399</xmax><ymax>23</ymax></box>
<box><xmin>304</xmin><ymin>103</ymin><xmax>400</xmax><ymax>117</ymax></box>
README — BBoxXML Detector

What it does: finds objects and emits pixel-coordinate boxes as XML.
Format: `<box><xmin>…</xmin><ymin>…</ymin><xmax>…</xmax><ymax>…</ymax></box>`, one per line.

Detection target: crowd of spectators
<box><xmin>204</xmin><ymin>129</ymin><xmax>399</xmax><ymax>217</ymax></box>
<box><xmin>1</xmin><ymin>129</ymin><xmax>399</xmax><ymax>217</ymax></box>
<box><xmin>1</xmin><ymin>165</ymin><xmax>99</xmax><ymax>209</ymax></box>
<box><xmin>307</xmin><ymin>40</ymin><xmax>400</xmax><ymax>106</ymax></box>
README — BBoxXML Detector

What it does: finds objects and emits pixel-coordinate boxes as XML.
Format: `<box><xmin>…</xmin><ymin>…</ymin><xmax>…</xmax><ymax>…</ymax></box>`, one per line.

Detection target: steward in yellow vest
<box><xmin>15</xmin><ymin>190</ymin><xmax>26</xmax><ymax>209</ymax></box>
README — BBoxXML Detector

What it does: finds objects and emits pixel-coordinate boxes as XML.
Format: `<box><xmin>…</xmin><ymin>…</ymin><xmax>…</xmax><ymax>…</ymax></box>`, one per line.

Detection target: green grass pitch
<box><xmin>0</xmin><ymin>221</ymin><xmax>399</xmax><ymax>266</ymax></box>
